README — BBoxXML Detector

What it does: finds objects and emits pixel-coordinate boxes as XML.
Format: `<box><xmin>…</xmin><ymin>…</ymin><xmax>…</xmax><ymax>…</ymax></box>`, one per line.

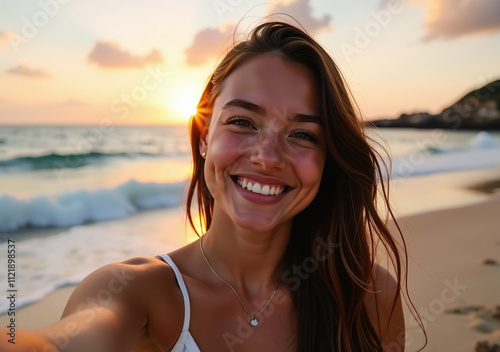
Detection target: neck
<box><xmin>200</xmin><ymin>209</ymin><xmax>291</xmax><ymax>299</ymax></box>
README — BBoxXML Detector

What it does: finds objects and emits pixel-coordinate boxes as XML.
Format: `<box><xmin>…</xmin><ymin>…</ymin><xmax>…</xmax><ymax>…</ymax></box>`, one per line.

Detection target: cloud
<box><xmin>267</xmin><ymin>0</ymin><xmax>331</xmax><ymax>33</ymax></box>
<box><xmin>404</xmin><ymin>0</ymin><xmax>500</xmax><ymax>40</ymax></box>
<box><xmin>0</xmin><ymin>29</ymin><xmax>15</xmax><ymax>46</ymax></box>
<box><xmin>185</xmin><ymin>0</ymin><xmax>332</xmax><ymax>66</ymax></box>
<box><xmin>185</xmin><ymin>25</ymin><xmax>235</xmax><ymax>66</ymax></box>
<box><xmin>6</xmin><ymin>63</ymin><xmax>50</xmax><ymax>78</ymax></box>
<box><xmin>87</xmin><ymin>41</ymin><xmax>163</xmax><ymax>69</ymax></box>
<box><xmin>0</xmin><ymin>30</ymin><xmax>8</xmax><ymax>43</ymax></box>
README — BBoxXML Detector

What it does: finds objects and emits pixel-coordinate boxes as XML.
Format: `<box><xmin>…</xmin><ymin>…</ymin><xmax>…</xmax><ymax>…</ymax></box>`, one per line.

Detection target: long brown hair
<box><xmin>187</xmin><ymin>21</ymin><xmax>420</xmax><ymax>351</ymax></box>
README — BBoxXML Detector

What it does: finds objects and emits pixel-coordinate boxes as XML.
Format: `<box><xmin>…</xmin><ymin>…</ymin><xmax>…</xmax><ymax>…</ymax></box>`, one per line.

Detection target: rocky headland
<box><xmin>368</xmin><ymin>80</ymin><xmax>500</xmax><ymax>130</ymax></box>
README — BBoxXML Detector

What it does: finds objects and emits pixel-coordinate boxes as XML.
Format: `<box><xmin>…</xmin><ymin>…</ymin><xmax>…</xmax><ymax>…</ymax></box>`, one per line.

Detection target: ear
<box><xmin>199</xmin><ymin>125</ymin><xmax>209</xmax><ymax>156</ymax></box>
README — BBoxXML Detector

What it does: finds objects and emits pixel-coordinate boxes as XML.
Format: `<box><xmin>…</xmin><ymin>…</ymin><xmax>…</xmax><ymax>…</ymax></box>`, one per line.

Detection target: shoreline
<box><xmin>387</xmin><ymin>165</ymin><xmax>500</xmax><ymax>218</ymax></box>
<box><xmin>0</xmin><ymin>205</ymin><xmax>197</xmax><ymax>318</ymax></box>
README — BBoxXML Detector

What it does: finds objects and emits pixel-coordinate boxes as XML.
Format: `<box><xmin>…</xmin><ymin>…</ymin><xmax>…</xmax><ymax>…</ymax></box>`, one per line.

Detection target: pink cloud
<box><xmin>87</xmin><ymin>41</ymin><xmax>163</xmax><ymax>69</ymax></box>
<box><xmin>0</xmin><ymin>30</ymin><xmax>8</xmax><ymax>43</ymax></box>
<box><xmin>185</xmin><ymin>25</ymin><xmax>235</xmax><ymax>66</ymax></box>
<box><xmin>267</xmin><ymin>0</ymin><xmax>331</xmax><ymax>33</ymax></box>
<box><xmin>422</xmin><ymin>0</ymin><xmax>500</xmax><ymax>40</ymax></box>
<box><xmin>6</xmin><ymin>63</ymin><xmax>50</xmax><ymax>78</ymax></box>
<box><xmin>382</xmin><ymin>0</ymin><xmax>500</xmax><ymax>40</ymax></box>
<box><xmin>185</xmin><ymin>0</ymin><xmax>332</xmax><ymax>66</ymax></box>
<box><xmin>0</xmin><ymin>29</ymin><xmax>17</xmax><ymax>46</ymax></box>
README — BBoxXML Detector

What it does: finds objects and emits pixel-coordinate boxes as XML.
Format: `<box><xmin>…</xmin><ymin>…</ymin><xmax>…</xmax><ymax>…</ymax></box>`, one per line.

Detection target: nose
<box><xmin>249</xmin><ymin>132</ymin><xmax>286</xmax><ymax>170</ymax></box>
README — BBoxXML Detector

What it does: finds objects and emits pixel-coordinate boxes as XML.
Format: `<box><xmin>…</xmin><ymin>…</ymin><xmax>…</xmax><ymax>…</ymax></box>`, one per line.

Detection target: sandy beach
<box><xmin>398</xmin><ymin>195</ymin><xmax>500</xmax><ymax>351</ymax></box>
<box><xmin>2</xmin><ymin>167</ymin><xmax>500</xmax><ymax>351</ymax></box>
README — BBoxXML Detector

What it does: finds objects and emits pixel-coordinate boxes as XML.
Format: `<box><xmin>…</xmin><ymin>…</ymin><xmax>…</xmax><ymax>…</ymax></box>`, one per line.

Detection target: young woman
<box><xmin>6</xmin><ymin>21</ymin><xmax>419</xmax><ymax>351</ymax></box>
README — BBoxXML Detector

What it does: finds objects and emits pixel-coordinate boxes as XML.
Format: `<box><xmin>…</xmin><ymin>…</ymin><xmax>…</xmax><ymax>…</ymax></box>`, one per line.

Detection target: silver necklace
<box><xmin>199</xmin><ymin>236</ymin><xmax>280</xmax><ymax>327</ymax></box>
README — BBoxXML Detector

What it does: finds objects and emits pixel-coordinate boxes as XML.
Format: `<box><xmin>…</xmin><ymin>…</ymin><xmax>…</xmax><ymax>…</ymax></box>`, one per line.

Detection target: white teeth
<box><xmin>236</xmin><ymin>177</ymin><xmax>285</xmax><ymax>196</ymax></box>
<box><xmin>252</xmin><ymin>183</ymin><xmax>261</xmax><ymax>193</ymax></box>
<box><xmin>261</xmin><ymin>185</ymin><xmax>270</xmax><ymax>195</ymax></box>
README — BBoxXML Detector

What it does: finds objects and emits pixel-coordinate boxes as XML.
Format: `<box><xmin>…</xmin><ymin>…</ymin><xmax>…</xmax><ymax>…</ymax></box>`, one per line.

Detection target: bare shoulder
<box><xmin>63</xmin><ymin>256</ymin><xmax>178</xmax><ymax>318</ymax></box>
<box><xmin>57</xmin><ymin>256</ymin><xmax>184</xmax><ymax>351</ymax></box>
<box><xmin>1</xmin><ymin>257</ymin><xmax>184</xmax><ymax>352</ymax></box>
<box><xmin>365</xmin><ymin>263</ymin><xmax>406</xmax><ymax>351</ymax></box>
<box><xmin>370</xmin><ymin>263</ymin><xmax>399</xmax><ymax>303</ymax></box>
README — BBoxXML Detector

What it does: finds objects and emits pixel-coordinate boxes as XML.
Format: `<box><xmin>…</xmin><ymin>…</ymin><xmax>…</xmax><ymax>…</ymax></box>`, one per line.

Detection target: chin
<box><xmin>239</xmin><ymin>223</ymin><xmax>276</xmax><ymax>233</ymax></box>
<box><xmin>231</xmin><ymin>213</ymin><xmax>288</xmax><ymax>233</ymax></box>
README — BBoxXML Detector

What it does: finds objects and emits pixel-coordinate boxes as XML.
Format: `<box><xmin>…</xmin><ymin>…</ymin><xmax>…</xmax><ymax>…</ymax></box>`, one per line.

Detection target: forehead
<box><xmin>213</xmin><ymin>54</ymin><xmax>319</xmax><ymax>117</ymax></box>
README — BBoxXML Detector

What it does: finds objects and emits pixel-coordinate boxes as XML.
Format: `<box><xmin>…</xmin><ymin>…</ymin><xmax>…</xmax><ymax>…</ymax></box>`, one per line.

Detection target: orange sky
<box><xmin>1</xmin><ymin>0</ymin><xmax>499</xmax><ymax>125</ymax></box>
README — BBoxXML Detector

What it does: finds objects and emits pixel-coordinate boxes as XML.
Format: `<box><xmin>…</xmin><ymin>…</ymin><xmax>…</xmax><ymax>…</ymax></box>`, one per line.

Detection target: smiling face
<box><xmin>200</xmin><ymin>54</ymin><xmax>326</xmax><ymax>232</ymax></box>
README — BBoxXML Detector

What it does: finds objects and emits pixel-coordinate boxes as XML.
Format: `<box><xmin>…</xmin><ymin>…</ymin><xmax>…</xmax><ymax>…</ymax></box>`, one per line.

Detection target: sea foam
<box><xmin>0</xmin><ymin>179</ymin><xmax>186</xmax><ymax>232</ymax></box>
<box><xmin>390</xmin><ymin>131</ymin><xmax>500</xmax><ymax>179</ymax></box>
<box><xmin>0</xmin><ymin>207</ymin><xmax>188</xmax><ymax>314</ymax></box>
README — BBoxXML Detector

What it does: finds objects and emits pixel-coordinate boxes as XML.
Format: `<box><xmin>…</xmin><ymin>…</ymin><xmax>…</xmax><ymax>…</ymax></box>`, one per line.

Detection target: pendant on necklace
<box><xmin>250</xmin><ymin>317</ymin><xmax>258</xmax><ymax>326</ymax></box>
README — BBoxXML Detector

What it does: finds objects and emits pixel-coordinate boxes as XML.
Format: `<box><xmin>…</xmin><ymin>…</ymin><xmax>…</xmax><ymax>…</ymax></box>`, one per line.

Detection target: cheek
<box><xmin>294</xmin><ymin>152</ymin><xmax>325</xmax><ymax>188</ymax></box>
<box><xmin>208</xmin><ymin>133</ymin><xmax>252</xmax><ymax>169</ymax></box>
<box><xmin>210</xmin><ymin>133</ymin><xmax>250</xmax><ymax>155</ymax></box>
<box><xmin>204</xmin><ymin>134</ymin><xmax>252</xmax><ymax>196</ymax></box>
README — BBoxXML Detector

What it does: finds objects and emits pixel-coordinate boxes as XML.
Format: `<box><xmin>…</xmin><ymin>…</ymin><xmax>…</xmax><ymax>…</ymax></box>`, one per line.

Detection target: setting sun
<box><xmin>168</xmin><ymin>85</ymin><xmax>200</xmax><ymax>120</ymax></box>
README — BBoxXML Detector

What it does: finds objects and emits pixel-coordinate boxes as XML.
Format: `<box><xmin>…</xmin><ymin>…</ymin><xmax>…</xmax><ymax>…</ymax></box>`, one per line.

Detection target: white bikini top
<box><xmin>157</xmin><ymin>254</ymin><xmax>202</xmax><ymax>352</ymax></box>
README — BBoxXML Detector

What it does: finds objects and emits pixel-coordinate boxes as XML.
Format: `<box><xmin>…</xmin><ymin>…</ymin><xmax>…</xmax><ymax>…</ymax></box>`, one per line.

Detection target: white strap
<box><xmin>158</xmin><ymin>254</ymin><xmax>191</xmax><ymax>331</ymax></box>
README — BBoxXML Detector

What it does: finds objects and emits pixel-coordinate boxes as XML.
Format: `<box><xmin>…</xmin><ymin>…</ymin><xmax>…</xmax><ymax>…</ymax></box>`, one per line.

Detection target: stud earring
<box><xmin>202</xmin><ymin>152</ymin><xmax>206</xmax><ymax>158</ymax></box>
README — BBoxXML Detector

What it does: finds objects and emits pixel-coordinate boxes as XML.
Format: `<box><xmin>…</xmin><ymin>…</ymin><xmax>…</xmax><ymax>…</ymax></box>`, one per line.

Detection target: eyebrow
<box><xmin>221</xmin><ymin>98</ymin><xmax>322</xmax><ymax>125</ymax></box>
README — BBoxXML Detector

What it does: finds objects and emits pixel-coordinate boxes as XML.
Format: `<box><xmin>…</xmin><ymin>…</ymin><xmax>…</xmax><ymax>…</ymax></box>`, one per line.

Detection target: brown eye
<box><xmin>290</xmin><ymin>129</ymin><xmax>319</xmax><ymax>143</ymax></box>
<box><xmin>226</xmin><ymin>117</ymin><xmax>255</xmax><ymax>129</ymax></box>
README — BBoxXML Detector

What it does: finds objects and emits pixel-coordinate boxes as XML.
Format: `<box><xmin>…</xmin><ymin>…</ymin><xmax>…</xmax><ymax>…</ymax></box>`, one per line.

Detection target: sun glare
<box><xmin>169</xmin><ymin>86</ymin><xmax>200</xmax><ymax>119</ymax></box>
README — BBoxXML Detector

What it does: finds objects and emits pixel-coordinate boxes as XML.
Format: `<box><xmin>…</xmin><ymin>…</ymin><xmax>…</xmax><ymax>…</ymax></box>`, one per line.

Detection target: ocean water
<box><xmin>0</xmin><ymin>125</ymin><xmax>499</xmax><ymax>313</ymax></box>
<box><xmin>0</xmin><ymin>125</ymin><xmax>192</xmax><ymax>231</ymax></box>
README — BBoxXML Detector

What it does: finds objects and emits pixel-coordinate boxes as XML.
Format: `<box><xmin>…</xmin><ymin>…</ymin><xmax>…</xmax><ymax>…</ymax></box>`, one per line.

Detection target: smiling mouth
<box><xmin>233</xmin><ymin>176</ymin><xmax>289</xmax><ymax>196</ymax></box>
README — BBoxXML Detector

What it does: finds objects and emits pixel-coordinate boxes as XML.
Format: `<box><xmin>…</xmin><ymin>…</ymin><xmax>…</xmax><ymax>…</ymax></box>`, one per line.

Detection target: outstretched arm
<box><xmin>1</xmin><ymin>258</ymin><xmax>151</xmax><ymax>352</ymax></box>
